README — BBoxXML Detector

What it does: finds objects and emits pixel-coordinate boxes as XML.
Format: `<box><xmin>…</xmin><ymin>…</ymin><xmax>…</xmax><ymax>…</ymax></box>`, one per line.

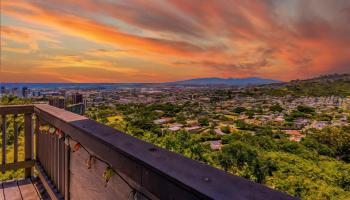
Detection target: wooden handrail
<box><xmin>33</xmin><ymin>104</ymin><xmax>297</xmax><ymax>200</ymax></box>
<box><xmin>0</xmin><ymin>104</ymin><xmax>297</xmax><ymax>200</ymax></box>
<box><xmin>0</xmin><ymin>105</ymin><xmax>34</xmax><ymax>115</ymax></box>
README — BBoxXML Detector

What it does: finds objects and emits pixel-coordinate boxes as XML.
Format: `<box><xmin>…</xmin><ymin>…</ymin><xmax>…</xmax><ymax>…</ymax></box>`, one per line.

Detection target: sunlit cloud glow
<box><xmin>1</xmin><ymin>0</ymin><xmax>350</xmax><ymax>82</ymax></box>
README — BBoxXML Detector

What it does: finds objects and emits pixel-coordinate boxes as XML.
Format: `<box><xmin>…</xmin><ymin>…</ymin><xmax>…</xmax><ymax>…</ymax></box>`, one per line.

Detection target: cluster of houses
<box><xmin>6</xmin><ymin>84</ymin><xmax>349</xmax><ymax>152</ymax></box>
<box><xmin>41</xmin><ymin>86</ymin><xmax>349</xmax><ymax>152</ymax></box>
<box><xmin>148</xmin><ymin>93</ymin><xmax>350</xmax><ymax>150</ymax></box>
<box><xmin>31</xmin><ymin>86</ymin><xmax>349</xmax><ymax>151</ymax></box>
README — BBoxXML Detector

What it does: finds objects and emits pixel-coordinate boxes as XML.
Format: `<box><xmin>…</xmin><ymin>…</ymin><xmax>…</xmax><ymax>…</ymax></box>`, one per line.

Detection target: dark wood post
<box><xmin>1</xmin><ymin>115</ymin><xmax>6</xmax><ymax>173</ymax></box>
<box><xmin>64</xmin><ymin>135</ymin><xmax>70</xmax><ymax>200</ymax></box>
<box><xmin>35</xmin><ymin>116</ymin><xmax>40</xmax><ymax>161</ymax></box>
<box><xmin>13</xmin><ymin>115</ymin><xmax>18</xmax><ymax>163</ymax></box>
<box><xmin>24</xmin><ymin>113</ymin><xmax>33</xmax><ymax>178</ymax></box>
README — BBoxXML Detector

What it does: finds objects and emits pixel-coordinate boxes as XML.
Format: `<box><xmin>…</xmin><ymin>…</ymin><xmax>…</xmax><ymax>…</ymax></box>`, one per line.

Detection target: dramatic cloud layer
<box><xmin>1</xmin><ymin>0</ymin><xmax>350</xmax><ymax>82</ymax></box>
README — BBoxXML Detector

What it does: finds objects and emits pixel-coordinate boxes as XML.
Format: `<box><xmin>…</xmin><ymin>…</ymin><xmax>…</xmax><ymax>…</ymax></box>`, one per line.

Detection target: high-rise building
<box><xmin>1</xmin><ymin>86</ymin><xmax>5</xmax><ymax>95</ymax></box>
<box><xmin>22</xmin><ymin>87</ymin><xmax>29</xmax><ymax>98</ymax></box>
<box><xmin>72</xmin><ymin>93</ymin><xmax>83</xmax><ymax>104</ymax></box>
<box><xmin>11</xmin><ymin>87</ymin><xmax>19</xmax><ymax>97</ymax></box>
<box><xmin>32</xmin><ymin>91</ymin><xmax>41</xmax><ymax>97</ymax></box>
<box><xmin>48</xmin><ymin>96</ymin><xmax>65</xmax><ymax>109</ymax></box>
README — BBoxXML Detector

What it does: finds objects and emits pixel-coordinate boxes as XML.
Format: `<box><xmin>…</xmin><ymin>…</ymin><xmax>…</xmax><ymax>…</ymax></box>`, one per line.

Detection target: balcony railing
<box><xmin>0</xmin><ymin>104</ymin><xmax>297</xmax><ymax>200</ymax></box>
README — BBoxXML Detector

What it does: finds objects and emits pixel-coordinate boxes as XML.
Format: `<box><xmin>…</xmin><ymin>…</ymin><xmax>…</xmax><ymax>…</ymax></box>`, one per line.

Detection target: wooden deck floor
<box><xmin>0</xmin><ymin>178</ymin><xmax>50</xmax><ymax>200</ymax></box>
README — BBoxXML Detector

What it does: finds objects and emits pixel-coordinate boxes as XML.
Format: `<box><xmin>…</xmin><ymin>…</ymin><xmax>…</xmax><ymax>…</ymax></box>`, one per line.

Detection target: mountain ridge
<box><xmin>167</xmin><ymin>77</ymin><xmax>282</xmax><ymax>86</ymax></box>
<box><xmin>254</xmin><ymin>73</ymin><xmax>350</xmax><ymax>97</ymax></box>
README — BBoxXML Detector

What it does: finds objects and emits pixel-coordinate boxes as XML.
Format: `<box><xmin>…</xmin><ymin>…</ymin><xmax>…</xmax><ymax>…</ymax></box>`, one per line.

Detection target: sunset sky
<box><xmin>1</xmin><ymin>0</ymin><xmax>350</xmax><ymax>83</ymax></box>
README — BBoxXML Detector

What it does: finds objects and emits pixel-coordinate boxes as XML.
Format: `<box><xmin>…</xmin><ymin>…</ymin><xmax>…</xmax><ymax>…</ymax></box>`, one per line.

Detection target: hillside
<box><xmin>253</xmin><ymin>74</ymin><xmax>350</xmax><ymax>97</ymax></box>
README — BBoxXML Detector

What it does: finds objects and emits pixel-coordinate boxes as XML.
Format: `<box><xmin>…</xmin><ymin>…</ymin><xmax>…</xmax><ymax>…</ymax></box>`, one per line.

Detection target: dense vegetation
<box><xmin>86</xmin><ymin>103</ymin><xmax>350</xmax><ymax>200</ymax></box>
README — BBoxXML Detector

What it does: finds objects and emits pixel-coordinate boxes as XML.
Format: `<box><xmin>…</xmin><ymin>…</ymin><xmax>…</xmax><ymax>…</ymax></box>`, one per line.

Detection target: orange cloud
<box><xmin>2</xmin><ymin>1</ymin><xmax>208</xmax><ymax>58</ymax></box>
<box><xmin>1</xmin><ymin>25</ymin><xmax>60</xmax><ymax>53</ymax></box>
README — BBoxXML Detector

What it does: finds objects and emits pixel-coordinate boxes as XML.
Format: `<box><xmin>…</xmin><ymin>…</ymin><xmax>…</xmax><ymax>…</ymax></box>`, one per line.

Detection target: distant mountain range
<box><xmin>168</xmin><ymin>77</ymin><xmax>282</xmax><ymax>86</ymax></box>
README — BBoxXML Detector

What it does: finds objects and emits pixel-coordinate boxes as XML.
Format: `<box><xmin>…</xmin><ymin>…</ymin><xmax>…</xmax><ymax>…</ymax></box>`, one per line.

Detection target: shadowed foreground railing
<box><xmin>0</xmin><ymin>104</ymin><xmax>297</xmax><ymax>200</ymax></box>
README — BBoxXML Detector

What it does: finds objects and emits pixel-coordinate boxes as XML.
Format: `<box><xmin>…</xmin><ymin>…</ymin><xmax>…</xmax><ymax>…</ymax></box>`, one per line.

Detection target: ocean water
<box><xmin>0</xmin><ymin>83</ymin><xmax>151</xmax><ymax>89</ymax></box>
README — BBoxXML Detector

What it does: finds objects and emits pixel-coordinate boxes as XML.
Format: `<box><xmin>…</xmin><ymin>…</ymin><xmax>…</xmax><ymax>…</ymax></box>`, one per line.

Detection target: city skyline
<box><xmin>1</xmin><ymin>0</ymin><xmax>350</xmax><ymax>83</ymax></box>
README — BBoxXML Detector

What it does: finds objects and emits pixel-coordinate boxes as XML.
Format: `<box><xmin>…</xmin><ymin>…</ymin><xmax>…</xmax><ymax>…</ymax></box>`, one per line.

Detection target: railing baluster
<box><xmin>40</xmin><ymin>124</ymin><xmax>43</xmax><ymax>164</ymax></box>
<box><xmin>48</xmin><ymin>132</ymin><xmax>51</xmax><ymax>178</ymax></box>
<box><xmin>35</xmin><ymin>117</ymin><xmax>40</xmax><ymax>163</ymax></box>
<box><xmin>59</xmin><ymin>139</ymin><xmax>65</xmax><ymax>195</ymax></box>
<box><xmin>53</xmin><ymin>135</ymin><xmax>57</xmax><ymax>186</ymax></box>
<box><xmin>13</xmin><ymin>115</ymin><xmax>18</xmax><ymax>163</ymax></box>
<box><xmin>1</xmin><ymin>115</ymin><xmax>6</xmax><ymax>173</ymax></box>
<box><xmin>64</xmin><ymin>133</ymin><xmax>70</xmax><ymax>200</ymax></box>
<box><xmin>51</xmin><ymin>134</ymin><xmax>54</xmax><ymax>183</ymax></box>
<box><xmin>45</xmin><ymin>131</ymin><xmax>48</xmax><ymax>175</ymax></box>
<box><xmin>46</xmin><ymin>132</ymin><xmax>49</xmax><ymax>177</ymax></box>
<box><xmin>24</xmin><ymin>113</ymin><xmax>33</xmax><ymax>178</ymax></box>
<box><xmin>42</xmin><ymin>129</ymin><xmax>45</xmax><ymax>170</ymax></box>
<box><xmin>50</xmin><ymin>133</ymin><xmax>53</xmax><ymax>179</ymax></box>
<box><xmin>57</xmin><ymin>137</ymin><xmax>60</xmax><ymax>190</ymax></box>
<box><xmin>58</xmin><ymin>137</ymin><xmax>62</xmax><ymax>195</ymax></box>
<box><xmin>57</xmin><ymin>137</ymin><xmax>60</xmax><ymax>192</ymax></box>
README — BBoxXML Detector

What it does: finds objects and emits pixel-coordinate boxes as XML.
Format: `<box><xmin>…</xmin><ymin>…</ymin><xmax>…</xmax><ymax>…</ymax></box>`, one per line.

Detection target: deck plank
<box><xmin>2</xmin><ymin>181</ymin><xmax>22</xmax><ymax>200</ymax></box>
<box><xmin>0</xmin><ymin>183</ymin><xmax>5</xmax><ymax>200</ymax></box>
<box><xmin>18</xmin><ymin>179</ymin><xmax>40</xmax><ymax>200</ymax></box>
